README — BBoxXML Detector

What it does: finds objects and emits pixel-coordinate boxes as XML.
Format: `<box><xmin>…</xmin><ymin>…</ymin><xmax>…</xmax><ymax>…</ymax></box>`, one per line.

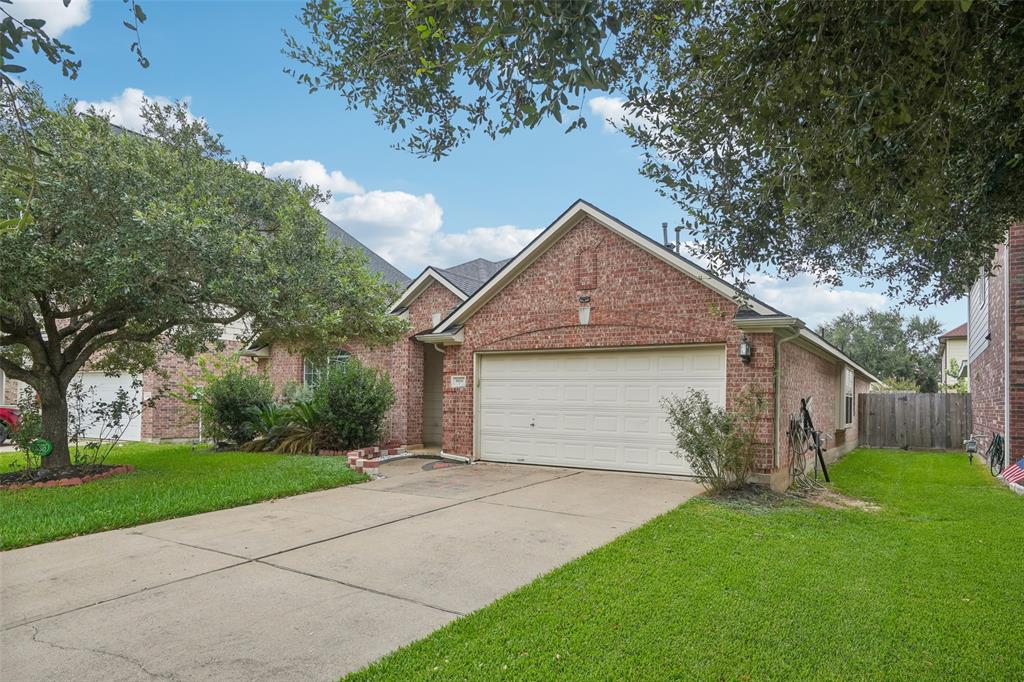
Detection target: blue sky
<box><xmin>11</xmin><ymin>0</ymin><xmax>966</xmax><ymax>330</ymax></box>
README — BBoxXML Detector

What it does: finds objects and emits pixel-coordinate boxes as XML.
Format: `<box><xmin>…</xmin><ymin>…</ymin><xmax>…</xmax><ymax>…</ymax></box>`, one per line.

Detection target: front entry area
<box><xmin>422</xmin><ymin>345</ymin><xmax>443</xmax><ymax>447</ymax></box>
<box><xmin>478</xmin><ymin>346</ymin><xmax>726</xmax><ymax>475</ymax></box>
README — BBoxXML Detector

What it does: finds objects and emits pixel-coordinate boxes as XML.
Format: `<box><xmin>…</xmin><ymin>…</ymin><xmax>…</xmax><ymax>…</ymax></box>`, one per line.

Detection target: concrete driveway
<box><xmin>1</xmin><ymin>459</ymin><xmax>701</xmax><ymax>681</ymax></box>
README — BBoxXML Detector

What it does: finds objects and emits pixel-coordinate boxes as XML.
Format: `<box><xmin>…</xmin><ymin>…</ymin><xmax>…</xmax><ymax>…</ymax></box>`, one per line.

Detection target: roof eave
<box><xmin>414</xmin><ymin>328</ymin><xmax>464</xmax><ymax>345</ymax></box>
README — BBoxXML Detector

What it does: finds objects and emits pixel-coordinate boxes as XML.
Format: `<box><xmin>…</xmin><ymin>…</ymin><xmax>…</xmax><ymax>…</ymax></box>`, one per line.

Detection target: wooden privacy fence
<box><xmin>858</xmin><ymin>392</ymin><xmax>971</xmax><ymax>450</ymax></box>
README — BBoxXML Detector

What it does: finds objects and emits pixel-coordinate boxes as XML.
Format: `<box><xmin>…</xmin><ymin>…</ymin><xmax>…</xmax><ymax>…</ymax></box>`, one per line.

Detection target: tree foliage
<box><xmin>0</xmin><ymin>85</ymin><xmax>406</xmax><ymax>466</ymax></box>
<box><xmin>819</xmin><ymin>309</ymin><xmax>943</xmax><ymax>393</ymax></box>
<box><xmin>287</xmin><ymin>0</ymin><xmax>1024</xmax><ymax>305</ymax></box>
<box><xmin>0</xmin><ymin>0</ymin><xmax>148</xmax><ymax>90</ymax></box>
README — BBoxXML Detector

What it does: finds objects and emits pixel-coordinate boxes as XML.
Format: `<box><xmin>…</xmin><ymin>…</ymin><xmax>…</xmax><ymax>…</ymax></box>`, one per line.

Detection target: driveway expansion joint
<box><xmin>255</xmin><ymin>560</ymin><xmax>465</xmax><ymax>617</ymax></box>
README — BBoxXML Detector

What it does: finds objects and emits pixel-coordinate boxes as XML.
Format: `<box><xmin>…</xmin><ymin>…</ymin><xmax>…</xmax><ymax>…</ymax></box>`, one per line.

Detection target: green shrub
<box><xmin>661</xmin><ymin>387</ymin><xmax>766</xmax><ymax>492</ymax></box>
<box><xmin>197</xmin><ymin>362</ymin><xmax>274</xmax><ymax>446</ymax></box>
<box><xmin>315</xmin><ymin>358</ymin><xmax>395</xmax><ymax>450</ymax></box>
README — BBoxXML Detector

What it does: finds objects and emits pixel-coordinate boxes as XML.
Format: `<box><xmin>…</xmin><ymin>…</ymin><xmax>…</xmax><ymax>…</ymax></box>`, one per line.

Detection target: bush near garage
<box><xmin>315</xmin><ymin>359</ymin><xmax>395</xmax><ymax>451</ymax></box>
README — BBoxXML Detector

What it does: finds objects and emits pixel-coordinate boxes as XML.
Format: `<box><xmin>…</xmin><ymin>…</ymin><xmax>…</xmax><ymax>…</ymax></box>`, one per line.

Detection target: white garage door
<box><xmin>479</xmin><ymin>346</ymin><xmax>726</xmax><ymax>476</ymax></box>
<box><xmin>73</xmin><ymin>373</ymin><xmax>143</xmax><ymax>441</ymax></box>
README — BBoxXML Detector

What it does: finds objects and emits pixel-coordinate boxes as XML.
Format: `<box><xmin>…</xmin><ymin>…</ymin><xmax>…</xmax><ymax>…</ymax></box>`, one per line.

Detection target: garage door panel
<box><xmin>591</xmin><ymin>414</ymin><xmax>619</xmax><ymax>433</ymax></box>
<box><xmin>480</xmin><ymin>347</ymin><xmax>726</xmax><ymax>476</ymax></box>
<box><xmin>73</xmin><ymin>373</ymin><xmax>143</xmax><ymax>441</ymax></box>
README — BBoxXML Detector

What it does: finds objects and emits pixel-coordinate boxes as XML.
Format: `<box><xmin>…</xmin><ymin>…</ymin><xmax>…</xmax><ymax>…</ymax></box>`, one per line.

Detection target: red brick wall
<box><xmin>141</xmin><ymin>342</ymin><xmax>250</xmax><ymax>441</ymax></box>
<box><xmin>971</xmin><ymin>242</ymin><xmax>1006</xmax><ymax>458</ymax></box>
<box><xmin>258</xmin><ymin>279</ymin><xmax>462</xmax><ymax>447</ymax></box>
<box><xmin>439</xmin><ymin>216</ymin><xmax>778</xmax><ymax>471</ymax></box>
<box><xmin>776</xmin><ymin>341</ymin><xmax>870</xmax><ymax>466</ymax></box>
<box><xmin>257</xmin><ymin>344</ymin><xmax>304</xmax><ymax>397</ymax></box>
<box><xmin>2</xmin><ymin>374</ymin><xmax>24</xmax><ymax>406</ymax></box>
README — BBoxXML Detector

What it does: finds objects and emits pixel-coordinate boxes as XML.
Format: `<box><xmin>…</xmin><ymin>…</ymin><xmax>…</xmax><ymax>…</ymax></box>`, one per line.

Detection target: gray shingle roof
<box><xmin>323</xmin><ymin>216</ymin><xmax>411</xmax><ymax>287</ymax></box>
<box><xmin>435</xmin><ymin>258</ymin><xmax>510</xmax><ymax>295</ymax></box>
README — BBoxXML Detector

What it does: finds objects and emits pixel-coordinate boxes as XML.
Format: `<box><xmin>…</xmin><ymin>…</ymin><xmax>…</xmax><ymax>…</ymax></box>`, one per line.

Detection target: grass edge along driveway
<box><xmin>0</xmin><ymin>443</ymin><xmax>365</xmax><ymax>549</ymax></box>
<box><xmin>347</xmin><ymin>449</ymin><xmax>1024</xmax><ymax>681</ymax></box>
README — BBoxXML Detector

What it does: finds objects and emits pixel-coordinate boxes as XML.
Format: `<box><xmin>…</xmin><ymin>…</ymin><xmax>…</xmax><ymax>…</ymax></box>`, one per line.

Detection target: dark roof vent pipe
<box><xmin>675</xmin><ymin>225</ymin><xmax>683</xmax><ymax>254</ymax></box>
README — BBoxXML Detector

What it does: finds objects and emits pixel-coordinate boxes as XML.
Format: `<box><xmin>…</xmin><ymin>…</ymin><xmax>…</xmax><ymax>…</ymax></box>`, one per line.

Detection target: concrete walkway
<box><xmin>1</xmin><ymin>459</ymin><xmax>701</xmax><ymax>681</ymax></box>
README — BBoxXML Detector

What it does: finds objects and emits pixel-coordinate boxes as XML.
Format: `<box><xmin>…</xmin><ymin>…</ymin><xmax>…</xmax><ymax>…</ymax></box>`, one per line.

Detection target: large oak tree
<box><xmin>818</xmin><ymin>309</ymin><xmax>944</xmax><ymax>392</ymax></box>
<box><xmin>287</xmin><ymin>0</ymin><xmax>1024</xmax><ymax>306</ymax></box>
<box><xmin>0</xmin><ymin>85</ymin><xmax>406</xmax><ymax>466</ymax></box>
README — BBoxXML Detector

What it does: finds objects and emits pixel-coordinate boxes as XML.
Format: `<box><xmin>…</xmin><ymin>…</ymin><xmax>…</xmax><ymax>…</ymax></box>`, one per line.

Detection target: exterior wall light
<box><xmin>738</xmin><ymin>334</ymin><xmax>753</xmax><ymax>363</ymax></box>
<box><xmin>578</xmin><ymin>295</ymin><xmax>592</xmax><ymax>326</ymax></box>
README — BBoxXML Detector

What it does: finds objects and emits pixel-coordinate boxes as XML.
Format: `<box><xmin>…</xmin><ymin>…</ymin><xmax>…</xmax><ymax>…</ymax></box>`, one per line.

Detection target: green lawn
<box><xmin>348</xmin><ymin>449</ymin><xmax>1024</xmax><ymax>681</ymax></box>
<box><xmin>0</xmin><ymin>443</ymin><xmax>365</xmax><ymax>549</ymax></box>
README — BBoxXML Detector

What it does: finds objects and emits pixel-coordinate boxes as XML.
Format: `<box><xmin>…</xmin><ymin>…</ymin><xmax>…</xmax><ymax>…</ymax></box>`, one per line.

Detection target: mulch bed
<box><xmin>0</xmin><ymin>464</ymin><xmax>135</xmax><ymax>491</ymax></box>
<box><xmin>709</xmin><ymin>483</ymin><xmax>881</xmax><ymax>513</ymax></box>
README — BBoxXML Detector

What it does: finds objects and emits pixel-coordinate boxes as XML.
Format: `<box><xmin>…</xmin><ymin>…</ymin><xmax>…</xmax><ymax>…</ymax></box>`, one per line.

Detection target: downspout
<box><xmin>1004</xmin><ymin>243</ymin><xmax>1011</xmax><ymax>466</ymax></box>
<box><xmin>774</xmin><ymin>325</ymin><xmax>803</xmax><ymax>471</ymax></box>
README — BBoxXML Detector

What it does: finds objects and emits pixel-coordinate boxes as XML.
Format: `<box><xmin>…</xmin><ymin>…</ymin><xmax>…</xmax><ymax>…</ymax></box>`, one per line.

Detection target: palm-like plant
<box><xmin>275</xmin><ymin>399</ymin><xmax>323</xmax><ymax>455</ymax></box>
<box><xmin>241</xmin><ymin>404</ymin><xmax>290</xmax><ymax>452</ymax></box>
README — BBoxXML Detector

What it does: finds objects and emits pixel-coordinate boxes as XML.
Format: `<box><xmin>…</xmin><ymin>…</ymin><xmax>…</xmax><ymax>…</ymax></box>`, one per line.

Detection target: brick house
<box><xmin>966</xmin><ymin>224</ymin><xmax>1024</xmax><ymax>468</ymax></box>
<box><xmin>257</xmin><ymin>200</ymin><xmax>877</xmax><ymax>489</ymax></box>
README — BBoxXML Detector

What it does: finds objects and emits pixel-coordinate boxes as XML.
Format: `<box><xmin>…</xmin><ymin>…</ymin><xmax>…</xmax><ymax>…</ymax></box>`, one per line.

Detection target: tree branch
<box><xmin>0</xmin><ymin>355</ymin><xmax>37</xmax><ymax>388</ymax></box>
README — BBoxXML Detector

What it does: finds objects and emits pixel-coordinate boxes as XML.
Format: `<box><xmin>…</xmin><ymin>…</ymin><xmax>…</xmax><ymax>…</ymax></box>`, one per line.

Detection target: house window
<box><xmin>303</xmin><ymin>352</ymin><xmax>350</xmax><ymax>387</ymax></box>
<box><xmin>968</xmin><ymin>268</ymin><xmax>990</xmax><ymax>362</ymax></box>
<box><xmin>842</xmin><ymin>367</ymin><xmax>855</xmax><ymax>427</ymax></box>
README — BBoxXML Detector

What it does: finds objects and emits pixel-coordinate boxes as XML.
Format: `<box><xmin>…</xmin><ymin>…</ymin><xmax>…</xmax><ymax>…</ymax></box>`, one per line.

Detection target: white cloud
<box><xmin>432</xmin><ymin>225</ymin><xmax>541</xmax><ymax>267</ymax></box>
<box><xmin>246</xmin><ymin>159</ymin><xmax>363</xmax><ymax>197</ymax></box>
<box><xmin>74</xmin><ymin>87</ymin><xmax>196</xmax><ymax>134</ymax></box>
<box><xmin>589</xmin><ymin>95</ymin><xmax>646</xmax><ymax>133</ymax></box>
<box><xmin>244</xmin><ymin>160</ymin><xmax>539</xmax><ymax>272</ymax></box>
<box><xmin>747</xmin><ymin>273</ymin><xmax>888</xmax><ymax>327</ymax></box>
<box><xmin>328</xmin><ymin>190</ymin><xmax>444</xmax><ymax>270</ymax></box>
<box><xmin>8</xmin><ymin>0</ymin><xmax>90</xmax><ymax>37</ymax></box>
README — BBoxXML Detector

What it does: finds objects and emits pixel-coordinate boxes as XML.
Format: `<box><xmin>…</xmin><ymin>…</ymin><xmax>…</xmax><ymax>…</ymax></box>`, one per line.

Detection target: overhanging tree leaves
<box><xmin>0</xmin><ymin>85</ymin><xmax>406</xmax><ymax>467</ymax></box>
<box><xmin>818</xmin><ymin>309</ymin><xmax>943</xmax><ymax>392</ymax></box>
<box><xmin>286</xmin><ymin>0</ymin><xmax>1024</xmax><ymax>305</ymax></box>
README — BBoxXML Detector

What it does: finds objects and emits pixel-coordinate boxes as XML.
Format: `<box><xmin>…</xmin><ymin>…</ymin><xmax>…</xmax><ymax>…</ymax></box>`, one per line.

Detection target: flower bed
<box><xmin>0</xmin><ymin>464</ymin><xmax>135</xmax><ymax>491</ymax></box>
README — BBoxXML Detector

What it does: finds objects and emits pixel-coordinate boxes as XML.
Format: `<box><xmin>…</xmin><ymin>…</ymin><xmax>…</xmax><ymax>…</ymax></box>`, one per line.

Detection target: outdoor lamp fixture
<box><xmin>738</xmin><ymin>335</ymin><xmax>753</xmax><ymax>364</ymax></box>
<box><xmin>578</xmin><ymin>295</ymin><xmax>592</xmax><ymax>325</ymax></box>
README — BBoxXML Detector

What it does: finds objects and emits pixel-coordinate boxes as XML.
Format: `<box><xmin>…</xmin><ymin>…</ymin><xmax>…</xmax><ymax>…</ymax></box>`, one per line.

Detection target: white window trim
<box><xmin>837</xmin><ymin>366</ymin><xmax>855</xmax><ymax>429</ymax></box>
<box><xmin>303</xmin><ymin>352</ymin><xmax>350</xmax><ymax>387</ymax></box>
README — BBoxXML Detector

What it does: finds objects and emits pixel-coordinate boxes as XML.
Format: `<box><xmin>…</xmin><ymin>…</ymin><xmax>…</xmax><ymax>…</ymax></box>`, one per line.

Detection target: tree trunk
<box><xmin>39</xmin><ymin>387</ymin><xmax>71</xmax><ymax>468</ymax></box>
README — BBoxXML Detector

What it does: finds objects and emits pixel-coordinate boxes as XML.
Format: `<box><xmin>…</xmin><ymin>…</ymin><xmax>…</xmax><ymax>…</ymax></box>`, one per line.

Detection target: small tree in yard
<box><xmin>0</xmin><ymin>85</ymin><xmax>406</xmax><ymax>468</ymax></box>
<box><xmin>662</xmin><ymin>388</ymin><xmax>766</xmax><ymax>493</ymax></box>
<box><xmin>945</xmin><ymin>359</ymin><xmax>969</xmax><ymax>395</ymax></box>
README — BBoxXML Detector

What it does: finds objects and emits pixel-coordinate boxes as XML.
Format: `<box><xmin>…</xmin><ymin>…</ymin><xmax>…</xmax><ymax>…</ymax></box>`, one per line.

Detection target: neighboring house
<box><xmin>255</xmin><ymin>200</ymin><xmax>878</xmax><ymax>490</ymax></box>
<box><xmin>967</xmin><ymin>226</ymin><xmax>1024</xmax><ymax>467</ymax></box>
<box><xmin>0</xmin><ymin>216</ymin><xmax>409</xmax><ymax>443</ymax></box>
<box><xmin>938</xmin><ymin>323</ymin><xmax>969</xmax><ymax>391</ymax></box>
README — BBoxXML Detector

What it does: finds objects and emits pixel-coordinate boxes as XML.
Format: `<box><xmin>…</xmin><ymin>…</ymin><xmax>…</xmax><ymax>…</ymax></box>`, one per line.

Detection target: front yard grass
<box><xmin>348</xmin><ymin>449</ymin><xmax>1024</xmax><ymax>680</ymax></box>
<box><xmin>0</xmin><ymin>442</ymin><xmax>365</xmax><ymax>549</ymax></box>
